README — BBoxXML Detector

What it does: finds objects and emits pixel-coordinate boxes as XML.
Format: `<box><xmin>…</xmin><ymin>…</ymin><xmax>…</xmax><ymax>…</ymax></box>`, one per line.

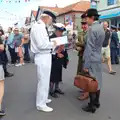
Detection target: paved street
<box><xmin>0</xmin><ymin>51</ymin><xmax>120</xmax><ymax>120</ymax></box>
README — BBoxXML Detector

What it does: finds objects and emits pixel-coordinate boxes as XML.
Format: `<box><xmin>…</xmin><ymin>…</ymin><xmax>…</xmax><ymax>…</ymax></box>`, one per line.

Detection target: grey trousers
<box><xmin>89</xmin><ymin>63</ymin><xmax>102</xmax><ymax>90</ymax></box>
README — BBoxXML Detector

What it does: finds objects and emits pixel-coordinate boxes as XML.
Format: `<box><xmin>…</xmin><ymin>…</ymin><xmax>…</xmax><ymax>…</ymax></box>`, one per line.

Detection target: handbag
<box><xmin>63</xmin><ymin>50</ymin><xmax>69</xmax><ymax>69</ymax></box>
<box><xmin>74</xmin><ymin>72</ymin><xmax>98</xmax><ymax>92</ymax></box>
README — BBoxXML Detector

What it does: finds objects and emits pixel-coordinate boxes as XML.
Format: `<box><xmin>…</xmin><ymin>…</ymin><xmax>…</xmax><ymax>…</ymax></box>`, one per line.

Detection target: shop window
<box><xmin>107</xmin><ymin>0</ymin><xmax>116</xmax><ymax>6</ymax></box>
<box><xmin>111</xmin><ymin>19</ymin><xmax>117</xmax><ymax>26</ymax></box>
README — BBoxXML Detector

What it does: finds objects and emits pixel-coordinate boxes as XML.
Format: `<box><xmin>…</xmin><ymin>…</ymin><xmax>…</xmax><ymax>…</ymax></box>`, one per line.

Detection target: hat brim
<box><xmin>86</xmin><ymin>14</ymin><xmax>100</xmax><ymax>17</ymax></box>
<box><xmin>81</xmin><ymin>22</ymin><xmax>87</xmax><ymax>24</ymax></box>
<box><xmin>43</xmin><ymin>10</ymin><xmax>56</xmax><ymax>20</ymax></box>
<box><xmin>81</xmin><ymin>13</ymin><xmax>87</xmax><ymax>19</ymax></box>
<box><xmin>54</xmin><ymin>26</ymin><xmax>66</xmax><ymax>31</ymax></box>
<box><xmin>111</xmin><ymin>26</ymin><xmax>117</xmax><ymax>29</ymax></box>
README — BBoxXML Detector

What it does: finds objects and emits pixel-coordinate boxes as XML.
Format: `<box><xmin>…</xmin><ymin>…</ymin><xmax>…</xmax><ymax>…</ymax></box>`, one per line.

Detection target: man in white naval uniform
<box><xmin>30</xmin><ymin>11</ymin><xmax>57</xmax><ymax>112</ymax></box>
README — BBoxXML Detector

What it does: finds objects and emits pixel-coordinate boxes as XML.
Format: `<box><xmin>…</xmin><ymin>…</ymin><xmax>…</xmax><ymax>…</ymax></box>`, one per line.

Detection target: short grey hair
<box><xmin>40</xmin><ymin>14</ymin><xmax>52</xmax><ymax>19</ymax></box>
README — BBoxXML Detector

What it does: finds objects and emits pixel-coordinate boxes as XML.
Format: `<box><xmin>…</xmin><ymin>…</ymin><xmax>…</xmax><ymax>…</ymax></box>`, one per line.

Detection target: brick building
<box><xmin>36</xmin><ymin>1</ymin><xmax>90</xmax><ymax>30</ymax></box>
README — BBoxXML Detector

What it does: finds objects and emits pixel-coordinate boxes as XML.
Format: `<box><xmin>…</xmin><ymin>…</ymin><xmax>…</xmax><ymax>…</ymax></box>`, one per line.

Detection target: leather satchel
<box><xmin>74</xmin><ymin>72</ymin><xmax>98</xmax><ymax>93</ymax></box>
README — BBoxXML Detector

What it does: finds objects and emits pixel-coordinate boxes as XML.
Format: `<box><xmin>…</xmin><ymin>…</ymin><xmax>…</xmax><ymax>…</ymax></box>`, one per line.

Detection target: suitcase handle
<box><xmin>78</xmin><ymin>71</ymin><xmax>96</xmax><ymax>81</ymax></box>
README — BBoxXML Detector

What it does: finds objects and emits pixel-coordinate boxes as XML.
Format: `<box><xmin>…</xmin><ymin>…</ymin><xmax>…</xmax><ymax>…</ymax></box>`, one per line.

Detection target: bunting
<box><xmin>0</xmin><ymin>8</ymin><xmax>26</xmax><ymax>21</ymax></box>
<box><xmin>0</xmin><ymin>0</ymin><xmax>31</xmax><ymax>3</ymax></box>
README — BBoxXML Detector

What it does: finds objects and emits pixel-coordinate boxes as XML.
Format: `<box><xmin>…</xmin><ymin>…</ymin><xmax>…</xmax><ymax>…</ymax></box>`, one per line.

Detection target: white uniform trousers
<box><xmin>35</xmin><ymin>53</ymin><xmax>52</xmax><ymax>107</ymax></box>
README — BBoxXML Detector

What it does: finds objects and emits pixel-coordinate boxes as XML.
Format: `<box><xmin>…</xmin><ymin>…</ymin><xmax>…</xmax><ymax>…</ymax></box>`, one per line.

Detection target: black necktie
<box><xmin>46</xmin><ymin>27</ymin><xmax>50</xmax><ymax>41</ymax></box>
<box><xmin>46</xmin><ymin>27</ymin><xmax>52</xmax><ymax>53</ymax></box>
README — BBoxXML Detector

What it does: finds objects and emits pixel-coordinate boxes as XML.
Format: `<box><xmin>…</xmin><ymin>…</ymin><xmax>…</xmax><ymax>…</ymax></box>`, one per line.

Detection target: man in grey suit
<box><xmin>82</xmin><ymin>9</ymin><xmax>105</xmax><ymax>113</ymax></box>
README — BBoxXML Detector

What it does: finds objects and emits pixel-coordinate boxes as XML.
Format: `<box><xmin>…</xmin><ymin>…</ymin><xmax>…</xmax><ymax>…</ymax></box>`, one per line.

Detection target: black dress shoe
<box><xmin>50</xmin><ymin>92</ymin><xmax>59</xmax><ymax>98</ymax></box>
<box><xmin>94</xmin><ymin>102</ymin><xmax>100</xmax><ymax>108</ymax></box>
<box><xmin>88</xmin><ymin>102</ymin><xmax>100</xmax><ymax>109</ymax></box>
<box><xmin>82</xmin><ymin>105</ymin><xmax>96</xmax><ymax>113</ymax></box>
<box><xmin>0</xmin><ymin>110</ymin><xmax>6</xmax><ymax>116</ymax></box>
<box><xmin>5</xmin><ymin>72</ymin><xmax>14</xmax><ymax>77</ymax></box>
<box><xmin>55</xmin><ymin>89</ymin><xmax>64</xmax><ymax>95</ymax></box>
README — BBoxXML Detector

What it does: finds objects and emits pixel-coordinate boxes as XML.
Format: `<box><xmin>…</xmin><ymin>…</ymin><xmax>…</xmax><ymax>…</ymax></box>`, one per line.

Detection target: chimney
<box><xmin>55</xmin><ymin>4</ymin><xmax>58</xmax><ymax>8</ymax></box>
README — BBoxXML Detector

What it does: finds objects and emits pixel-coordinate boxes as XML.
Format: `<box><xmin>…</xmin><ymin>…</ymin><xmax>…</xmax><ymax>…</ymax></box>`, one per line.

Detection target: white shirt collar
<box><xmin>37</xmin><ymin>19</ymin><xmax>46</xmax><ymax>27</ymax></box>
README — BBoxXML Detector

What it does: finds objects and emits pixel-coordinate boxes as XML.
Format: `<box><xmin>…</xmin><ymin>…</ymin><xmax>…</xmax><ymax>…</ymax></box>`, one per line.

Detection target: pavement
<box><xmin>0</xmin><ymin>51</ymin><xmax>120</xmax><ymax>120</ymax></box>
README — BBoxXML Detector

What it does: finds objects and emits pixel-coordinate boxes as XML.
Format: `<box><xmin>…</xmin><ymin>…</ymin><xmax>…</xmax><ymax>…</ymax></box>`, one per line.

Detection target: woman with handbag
<box><xmin>82</xmin><ymin>9</ymin><xmax>105</xmax><ymax>113</ymax></box>
<box><xmin>49</xmin><ymin>23</ymin><xmax>69</xmax><ymax>98</ymax></box>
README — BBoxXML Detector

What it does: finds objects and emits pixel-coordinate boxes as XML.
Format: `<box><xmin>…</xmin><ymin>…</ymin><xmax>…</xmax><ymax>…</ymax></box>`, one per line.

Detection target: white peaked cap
<box><xmin>53</xmin><ymin>23</ymin><xmax>65</xmax><ymax>29</ymax></box>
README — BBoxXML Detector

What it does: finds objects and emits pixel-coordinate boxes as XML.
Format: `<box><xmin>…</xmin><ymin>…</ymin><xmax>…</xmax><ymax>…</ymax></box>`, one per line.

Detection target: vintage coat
<box><xmin>50</xmin><ymin>33</ymin><xmax>69</xmax><ymax>83</ymax></box>
<box><xmin>83</xmin><ymin>21</ymin><xmax>105</xmax><ymax>90</ymax></box>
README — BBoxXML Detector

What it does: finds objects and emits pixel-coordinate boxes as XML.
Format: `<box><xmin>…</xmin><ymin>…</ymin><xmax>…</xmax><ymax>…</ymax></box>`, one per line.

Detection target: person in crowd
<box><xmin>75</xmin><ymin>13</ymin><xmax>89</xmax><ymax>100</ymax></box>
<box><xmin>110</xmin><ymin>25</ymin><xmax>119</xmax><ymax>64</ymax></box>
<box><xmin>30</xmin><ymin>10</ymin><xmax>57</xmax><ymax>112</ymax></box>
<box><xmin>28</xmin><ymin>28</ymin><xmax>31</xmax><ymax>49</ymax></box>
<box><xmin>7</xmin><ymin>27</ymin><xmax>17</xmax><ymax>65</ymax></box>
<box><xmin>72</xmin><ymin>32</ymin><xmax>77</xmax><ymax>49</ymax></box>
<box><xmin>50</xmin><ymin>23</ymin><xmax>69</xmax><ymax>98</ymax></box>
<box><xmin>72</xmin><ymin>32</ymin><xmax>77</xmax><ymax>40</ymax></box>
<box><xmin>0</xmin><ymin>36</ymin><xmax>6</xmax><ymax>116</ymax></box>
<box><xmin>20</xmin><ymin>27</ymin><xmax>25</xmax><ymax>34</ymax></box>
<box><xmin>13</xmin><ymin>28</ymin><xmax>25</xmax><ymax>67</ymax></box>
<box><xmin>102</xmin><ymin>21</ymin><xmax>116</xmax><ymax>74</ymax></box>
<box><xmin>0</xmin><ymin>30</ymin><xmax>13</xmax><ymax>77</ymax></box>
<box><xmin>23</xmin><ymin>29</ymin><xmax>31</xmax><ymax>63</ymax></box>
<box><xmin>82</xmin><ymin>9</ymin><xmax>105</xmax><ymax>113</ymax></box>
<box><xmin>117</xmin><ymin>27</ymin><xmax>120</xmax><ymax>57</ymax></box>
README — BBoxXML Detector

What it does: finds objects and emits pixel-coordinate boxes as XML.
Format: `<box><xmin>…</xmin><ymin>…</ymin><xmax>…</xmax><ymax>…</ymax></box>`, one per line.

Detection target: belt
<box><xmin>35</xmin><ymin>51</ymin><xmax>52</xmax><ymax>54</ymax></box>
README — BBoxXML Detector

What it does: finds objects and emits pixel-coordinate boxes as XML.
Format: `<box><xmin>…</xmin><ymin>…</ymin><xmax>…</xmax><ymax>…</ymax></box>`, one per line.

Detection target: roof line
<box><xmin>58</xmin><ymin>10</ymin><xmax>84</xmax><ymax>16</ymax></box>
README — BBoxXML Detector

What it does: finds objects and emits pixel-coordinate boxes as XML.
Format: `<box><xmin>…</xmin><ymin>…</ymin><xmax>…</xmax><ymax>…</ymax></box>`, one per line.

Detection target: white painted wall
<box><xmin>97</xmin><ymin>0</ymin><xmax>120</xmax><ymax>11</ymax></box>
<box><xmin>75</xmin><ymin>13</ymin><xmax>82</xmax><ymax>31</ymax></box>
<box><xmin>97</xmin><ymin>0</ymin><xmax>108</xmax><ymax>10</ymax></box>
<box><xmin>56</xmin><ymin>15</ymin><xmax>65</xmax><ymax>24</ymax></box>
<box><xmin>57</xmin><ymin>13</ymin><xmax>82</xmax><ymax>31</ymax></box>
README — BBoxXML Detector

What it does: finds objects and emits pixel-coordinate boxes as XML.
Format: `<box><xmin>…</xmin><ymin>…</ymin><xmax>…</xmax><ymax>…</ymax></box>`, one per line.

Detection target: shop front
<box><xmin>99</xmin><ymin>7</ymin><xmax>120</xmax><ymax>27</ymax></box>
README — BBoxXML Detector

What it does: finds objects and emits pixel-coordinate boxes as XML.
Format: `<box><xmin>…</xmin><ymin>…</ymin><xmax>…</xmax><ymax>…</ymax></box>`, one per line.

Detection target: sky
<box><xmin>0</xmin><ymin>0</ymin><xmax>89</xmax><ymax>29</ymax></box>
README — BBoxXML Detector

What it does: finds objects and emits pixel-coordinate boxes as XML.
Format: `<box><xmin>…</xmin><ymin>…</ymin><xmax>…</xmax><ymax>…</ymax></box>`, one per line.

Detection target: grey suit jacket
<box><xmin>83</xmin><ymin>21</ymin><xmax>105</xmax><ymax>69</ymax></box>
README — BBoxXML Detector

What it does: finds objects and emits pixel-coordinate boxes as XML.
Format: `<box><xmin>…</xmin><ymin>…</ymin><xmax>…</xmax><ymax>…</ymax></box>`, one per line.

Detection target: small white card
<box><xmin>50</xmin><ymin>36</ymin><xmax>68</xmax><ymax>46</ymax></box>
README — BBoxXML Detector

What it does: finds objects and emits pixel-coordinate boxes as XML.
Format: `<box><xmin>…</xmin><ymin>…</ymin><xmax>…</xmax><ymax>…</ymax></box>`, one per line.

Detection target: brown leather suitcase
<box><xmin>74</xmin><ymin>72</ymin><xmax>98</xmax><ymax>93</ymax></box>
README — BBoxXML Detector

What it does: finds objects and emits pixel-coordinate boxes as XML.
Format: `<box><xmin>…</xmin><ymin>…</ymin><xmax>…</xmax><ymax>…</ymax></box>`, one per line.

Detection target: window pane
<box><xmin>108</xmin><ymin>0</ymin><xmax>114</xmax><ymax>5</ymax></box>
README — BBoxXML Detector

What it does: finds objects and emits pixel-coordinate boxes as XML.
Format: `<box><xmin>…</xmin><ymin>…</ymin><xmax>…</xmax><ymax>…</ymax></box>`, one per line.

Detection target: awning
<box><xmin>99</xmin><ymin>8</ymin><xmax>120</xmax><ymax>19</ymax></box>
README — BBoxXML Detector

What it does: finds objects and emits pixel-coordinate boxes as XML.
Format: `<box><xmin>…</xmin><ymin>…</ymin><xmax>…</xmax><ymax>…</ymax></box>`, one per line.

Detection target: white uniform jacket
<box><xmin>30</xmin><ymin>20</ymin><xmax>54</xmax><ymax>54</ymax></box>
